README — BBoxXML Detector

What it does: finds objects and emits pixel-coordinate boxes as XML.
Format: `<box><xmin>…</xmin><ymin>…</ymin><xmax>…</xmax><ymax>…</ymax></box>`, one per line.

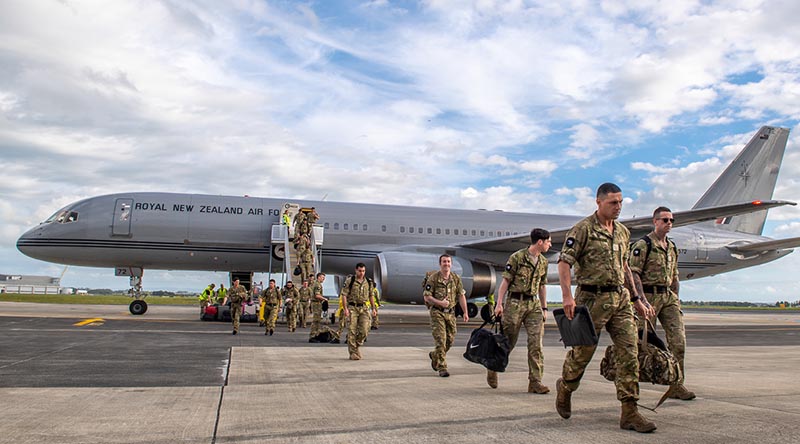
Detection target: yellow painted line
<box><xmin>74</xmin><ymin>318</ymin><xmax>105</xmax><ymax>327</ymax></box>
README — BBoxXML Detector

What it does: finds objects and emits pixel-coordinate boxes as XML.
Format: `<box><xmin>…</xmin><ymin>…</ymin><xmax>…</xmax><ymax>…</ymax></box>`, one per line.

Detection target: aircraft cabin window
<box><xmin>344</xmin><ymin>223</ymin><xmax>349</xmax><ymax>230</ymax></box>
<box><xmin>445</xmin><ymin>229</ymin><xmax>450</xmax><ymax>235</ymax></box>
<box><xmin>400</xmin><ymin>226</ymin><xmax>405</xmax><ymax>233</ymax></box>
<box><xmin>409</xmin><ymin>227</ymin><xmax>414</xmax><ymax>234</ymax></box>
<box><xmin>324</xmin><ymin>222</ymin><xmax>330</xmax><ymax>229</ymax></box>
<box><xmin>472</xmin><ymin>229</ymin><xmax>476</xmax><ymax>236</ymax></box>
<box><xmin>362</xmin><ymin>224</ymin><xmax>367</xmax><ymax>231</ymax></box>
<box><xmin>436</xmin><ymin>228</ymin><xmax>441</xmax><ymax>235</ymax></box>
<box><xmin>480</xmin><ymin>230</ymin><xmax>485</xmax><ymax>236</ymax></box>
<box><xmin>353</xmin><ymin>223</ymin><xmax>358</xmax><ymax>231</ymax></box>
<box><xmin>334</xmin><ymin>223</ymin><xmax>340</xmax><ymax>230</ymax></box>
<box><xmin>427</xmin><ymin>228</ymin><xmax>432</xmax><ymax>234</ymax></box>
<box><xmin>381</xmin><ymin>225</ymin><xmax>386</xmax><ymax>232</ymax></box>
<box><xmin>418</xmin><ymin>227</ymin><xmax>422</xmax><ymax>233</ymax></box>
<box><xmin>506</xmin><ymin>231</ymin><xmax>511</xmax><ymax>236</ymax></box>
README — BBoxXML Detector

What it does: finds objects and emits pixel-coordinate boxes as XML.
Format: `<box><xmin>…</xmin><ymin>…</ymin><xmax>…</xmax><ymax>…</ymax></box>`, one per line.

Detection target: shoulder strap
<box><xmin>641</xmin><ymin>235</ymin><xmax>653</xmax><ymax>265</ymax></box>
<box><xmin>347</xmin><ymin>275</ymin><xmax>355</xmax><ymax>292</ymax></box>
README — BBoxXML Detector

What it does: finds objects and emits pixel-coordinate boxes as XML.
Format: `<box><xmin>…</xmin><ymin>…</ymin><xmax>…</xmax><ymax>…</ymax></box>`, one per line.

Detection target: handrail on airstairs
<box><xmin>269</xmin><ymin>223</ymin><xmax>323</xmax><ymax>286</ymax></box>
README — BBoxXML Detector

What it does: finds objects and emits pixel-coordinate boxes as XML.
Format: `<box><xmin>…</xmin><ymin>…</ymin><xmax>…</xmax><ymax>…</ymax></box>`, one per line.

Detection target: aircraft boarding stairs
<box><xmin>269</xmin><ymin>210</ymin><xmax>323</xmax><ymax>285</ymax></box>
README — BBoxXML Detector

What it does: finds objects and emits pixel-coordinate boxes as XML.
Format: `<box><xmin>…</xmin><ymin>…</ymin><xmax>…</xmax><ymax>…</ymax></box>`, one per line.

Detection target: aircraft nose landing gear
<box><xmin>130</xmin><ymin>299</ymin><xmax>148</xmax><ymax>315</ymax></box>
<box><xmin>127</xmin><ymin>274</ymin><xmax>147</xmax><ymax>315</ymax></box>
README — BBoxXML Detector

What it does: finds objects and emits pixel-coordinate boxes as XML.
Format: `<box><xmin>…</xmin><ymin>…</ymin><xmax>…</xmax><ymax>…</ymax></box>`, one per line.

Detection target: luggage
<box><xmin>308</xmin><ymin>328</ymin><xmax>336</xmax><ymax>343</ymax></box>
<box><xmin>463</xmin><ymin>319</ymin><xmax>510</xmax><ymax>372</ymax></box>
<box><xmin>218</xmin><ymin>305</ymin><xmax>232</xmax><ymax>322</ymax></box>
<box><xmin>553</xmin><ymin>305</ymin><xmax>599</xmax><ymax>347</ymax></box>
<box><xmin>241</xmin><ymin>313</ymin><xmax>258</xmax><ymax>323</ymax></box>
<box><xmin>201</xmin><ymin>304</ymin><xmax>218</xmax><ymax>321</ymax></box>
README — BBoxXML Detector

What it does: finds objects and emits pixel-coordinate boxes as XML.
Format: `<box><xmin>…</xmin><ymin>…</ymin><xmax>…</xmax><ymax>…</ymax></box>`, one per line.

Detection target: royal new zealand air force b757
<box><xmin>17</xmin><ymin>126</ymin><xmax>800</xmax><ymax>315</ymax></box>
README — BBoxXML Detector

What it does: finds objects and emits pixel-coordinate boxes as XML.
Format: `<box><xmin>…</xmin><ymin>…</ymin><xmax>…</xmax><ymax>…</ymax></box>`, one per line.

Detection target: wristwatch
<box><xmin>542</xmin><ymin>307</ymin><xmax>548</xmax><ymax>311</ymax></box>
<box><xmin>630</xmin><ymin>294</ymin><xmax>640</xmax><ymax>303</ymax></box>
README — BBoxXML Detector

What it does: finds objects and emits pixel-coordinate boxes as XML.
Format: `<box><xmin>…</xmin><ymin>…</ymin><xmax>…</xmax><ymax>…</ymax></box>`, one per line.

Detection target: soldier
<box><xmin>556</xmin><ymin>183</ymin><xmax>657</xmax><ymax>433</ymax></box>
<box><xmin>488</xmin><ymin>228</ymin><xmax>551</xmax><ymax>394</ymax></box>
<box><xmin>228</xmin><ymin>279</ymin><xmax>247</xmax><ymax>335</ymax></box>
<box><xmin>294</xmin><ymin>210</ymin><xmax>308</xmax><ymax>238</ymax></box>
<box><xmin>309</xmin><ymin>272</ymin><xmax>327</xmax><ymax>338</ymax></box>
<box><xmin>341</xmin><ymin>263</ymin><xmax>377</xmax><ymax>360</ymax></box>
<box><xmin>298</xmin><ymin>237</ymin><xmax>315</xmax><ymax>284</ymax></box>
<box><xmin>297</xmin><ymin>279</ymin><xmax>312</xmax><ymax>328</ymax></box>
<box><xmin>423</xmin><ymin>254</ymin><xmax>469</xmax><ymax>377</ymax></box>
<box><xmin>216</xmin><ymin>283</ymin><xmax>227</xmax><ymax>305</ymax></box>
<box><xmin>199</xmin><ymin>283</ymin><xmax>215</xmax><ymax>314</ymax></box>
<box><xmin>630</xmin><ymin>206</ymin><xmax>695</xmax><ymax>401</ymax></box>
<box><xmin>370</xmin><ymin>285</ymin><xmax>381</xmax><ymax>330</ymax></box>
<box><xmin>260</xmin><ymin>279</ymin><xmax>282</xmax><ymax>336</ymax></box>
<box><xmin>304</xmin><ymin>207</ymin><xmax>320</xmax><ymax>236</ymax></box>
<box><xmin>283</xmin><ymin>280</ymin><xmax>300</xmax><ymax>332</ymax></box>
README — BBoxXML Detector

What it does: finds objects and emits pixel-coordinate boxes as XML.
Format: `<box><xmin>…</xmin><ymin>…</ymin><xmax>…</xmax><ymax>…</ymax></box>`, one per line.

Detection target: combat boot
<box><xmin>555</xmin><ymin>378</ymin><xmax>572</xmax><ymax>419</ymax></box>
<box><xmin>620</xmin><ymin>401</ymin><xmax>657</xmax><ymax>433</ymax></box>
<box><xmin>528</xmin><ymin>380</ymin><xmax>550</xmax><ymax>394</ymax></box>
<box><xmin>429</xmin><ymin>352</ymin><xmax>437</xmax><ymax>371</ymax></box>
<box><xmin>669</xmin><ymin>384</ymin><xmax>696</xmax><ymax>400</ymax></box>
<box><xmin>487</xmin><ymin>370</ymin><xmax>498</xmax><ymax>389</ymax></box>
<box><xmin>349</xmin><ymin>353</ymin><xmax>360</xmax><ymax>361</ymax></box>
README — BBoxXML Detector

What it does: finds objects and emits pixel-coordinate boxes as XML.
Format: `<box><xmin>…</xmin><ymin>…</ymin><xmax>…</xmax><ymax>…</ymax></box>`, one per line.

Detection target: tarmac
<box><xmin>1</xmin><ymin>302</ymin><xmax>799</xmax><ymax>443</ymax></box>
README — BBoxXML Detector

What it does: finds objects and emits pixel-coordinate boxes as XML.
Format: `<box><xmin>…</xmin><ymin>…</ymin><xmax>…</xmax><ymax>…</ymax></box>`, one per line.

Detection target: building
<box><xmin>0</xmin><ymin>274</ymin><xmax>61</xmax><ymax>294</ymax></box>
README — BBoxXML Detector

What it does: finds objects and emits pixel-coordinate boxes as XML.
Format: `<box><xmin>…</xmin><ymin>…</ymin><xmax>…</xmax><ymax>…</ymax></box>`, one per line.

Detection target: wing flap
<box><xmin>726</xmin><ymin>236</ymin><xmax>800</xmax><ymax>254</ymax></box>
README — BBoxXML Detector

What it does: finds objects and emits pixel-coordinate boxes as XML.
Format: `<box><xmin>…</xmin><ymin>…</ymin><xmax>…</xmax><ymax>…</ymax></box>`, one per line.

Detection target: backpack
<box><xmin>463</xmin><ymin>319</ymin><xmax>511</xmax><ymax>372</ymax></box>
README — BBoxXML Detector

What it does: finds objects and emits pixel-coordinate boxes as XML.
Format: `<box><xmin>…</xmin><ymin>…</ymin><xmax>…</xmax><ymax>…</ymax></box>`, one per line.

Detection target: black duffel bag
<box><xmin>463</xmin><ymin>318</ymin><xmax>510</xmax><ymax>372</ymax></box>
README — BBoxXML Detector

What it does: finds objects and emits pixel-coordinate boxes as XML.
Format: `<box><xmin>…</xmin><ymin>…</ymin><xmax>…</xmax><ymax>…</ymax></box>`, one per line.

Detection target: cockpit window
<box><xmin>46</xmin><ymin>210</ymin><xmax>78</xmax><ymax>224</ymax></box>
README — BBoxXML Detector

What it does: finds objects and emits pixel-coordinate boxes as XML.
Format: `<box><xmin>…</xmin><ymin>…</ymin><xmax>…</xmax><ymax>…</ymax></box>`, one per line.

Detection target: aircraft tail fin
<box><xmin>692</xmin><ymin>126</ymin><xmax>790</xmax><ymax>235</ymax></box>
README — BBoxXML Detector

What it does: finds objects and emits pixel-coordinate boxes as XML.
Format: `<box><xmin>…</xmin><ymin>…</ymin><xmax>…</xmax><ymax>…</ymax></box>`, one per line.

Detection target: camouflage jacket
<box><xmin>559</xmin><ymin>212</ymin><xmax>630</xmax><ymax>286</ymax></box>
<box><xmin>310</xmin><ymin>281</ymin><xmax>324</xmax><ymax>304</ymax></box>
<box><xmin>298</xmin><ymin>286</ymin><xmax>313</xmax><ymax>302</ymax></box>
<box><xmin>282</xmin><ymin>286</ymin><xmax>300</xmax><ymax>303</ymax></box>
<box><xmin>261</xmin><ymin>287</ymin><xmax>281</xmax><ymax>306</ymax></box>
<box><xmin>228</xmin><ymin>285</ymin><xmax>247</xmax><ymax>304</ymax></box>
<box><xmin>422</xmin><ymin>271</ymin><xmax>464</xmax><ymax>309</ymax></box>
<box><xmin>503</xmin><ymin>248</ymin><xmax>548</xmax><ymax>295</ymax></box>
<box><xmin>629</xmin><ymin>232</ymin><xmax>679</xmax><ymax>286</ymax></box>
<box><xmin>341</xmin><ymin>276</ymin><xmax>372</xmax><ymax>305</ymax></box>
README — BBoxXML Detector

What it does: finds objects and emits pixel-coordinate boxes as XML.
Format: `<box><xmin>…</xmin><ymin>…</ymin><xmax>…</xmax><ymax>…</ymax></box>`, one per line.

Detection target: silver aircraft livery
<box><xmin>17</xmin><ymin>126</ymin><xmax>800</xmax><ymax>315</ymax></box>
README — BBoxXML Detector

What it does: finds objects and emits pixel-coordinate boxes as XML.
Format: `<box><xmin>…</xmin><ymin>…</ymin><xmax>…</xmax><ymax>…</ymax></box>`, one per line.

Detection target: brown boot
<box><xmin>555</xmin><ymin>378</ymin><xmax>572</xmax><ymax>419</ymax></box>
<box><xmin>669</xmin><ymin>384</ymin><xmax>696</xmax><ymax>400</ymax></box>
<box><xmin>620</xmin><ymin>401</ymin><xmax>657</xmax><ymax>433</ymax></box>
<box><xmin>528</xmin><ymin>380</ymin><xmax>550</xmax><ymax>394</ymax></box>
<box><xmin>487</xmin><ymin>370</ymin><xmax>498</xmax><ymax>389</ymax></box>
<box><xmin>349</xmin><ymin>353</ymin><xmax>360</xmax><ymax>361</ymax></box>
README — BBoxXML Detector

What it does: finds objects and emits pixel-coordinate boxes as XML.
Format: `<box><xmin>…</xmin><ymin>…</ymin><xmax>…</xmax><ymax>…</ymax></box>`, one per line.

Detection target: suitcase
<box><xmin>201</xmin><ymin>304</ymin><xmax>218</xmax><ymax>321</ymax></box>
<box><xmin>218</xmin><ymin>305</ymin><xmax>232</xmax><ymax>322</ymax></box>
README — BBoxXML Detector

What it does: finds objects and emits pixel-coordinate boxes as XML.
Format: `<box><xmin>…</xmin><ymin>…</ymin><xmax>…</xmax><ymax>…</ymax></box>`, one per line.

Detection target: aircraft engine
<box><xmin>374</xmin><ymin>251</ymin><xmax>499</xmax><ymax>311</ymax></box>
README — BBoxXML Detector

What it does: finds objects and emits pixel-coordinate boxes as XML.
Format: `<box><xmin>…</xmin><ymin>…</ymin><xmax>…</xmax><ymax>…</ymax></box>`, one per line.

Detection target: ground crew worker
<box><xmin>297</xmin><ymin>279</ymin><xmax>312</xmax><ymax>328</ymax></box>
<box><xmin>556</xmin><ymin>182</ymin><xmax>657</xmax><ymax>433</ymax></box>
<box><xmin>423</xmin><ymin>254</ymin><xmax>469</xmax><ymax>377</ymax></box>
<box><xmin>283</xmin><ymin>281</ymin><xmax>299</xmax><ymax>332</ymax></box>
<box><xmin>630</xmin><ymin>206</ymin><xmax>695</xmax><ymax>401</ymax></box>
<box><xmin>488</xmin><ymin>228</ymin><xmax>551</xmax><ymax>394</ymax></box>
<box><xmin>309</xmin><ymin>272</ymin><xmax>326</xmax><ymax>338</ymax></box>
<box><xmin>199</xmin><ymin>283</ymin><xmax>215</xmax><ymax>314</ymax></box>
<box><xmin>340</xmin><ymin>263</ymin><xmax>377</xmax><ymax>360</ymax></box>
<box><xmin>298</xmin><ymin>239</ymin><xmax>315</xmax><ymax>284</ymax></box>
<box><xmin>216</xmin><ymin>283</ymin><xmax>227</xmax><ymax>305</ymax></box>
<box><xmin>261</xmin><ymin>279</ymin><xmax>282</xmax><ymax>336</ymax></box>
<box><xmin>228</xmin><ymin>279</ymin><xmax>247</xmax><ymax>335</ymax></box>
<box><xmin>370</xmin><ymin>285</ymin><xmax>381</xmax><ymax>330</ymax></box>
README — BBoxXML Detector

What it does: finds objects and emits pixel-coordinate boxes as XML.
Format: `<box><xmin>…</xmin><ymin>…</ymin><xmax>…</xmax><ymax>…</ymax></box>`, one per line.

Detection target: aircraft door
<box><xmin>112</xmin><ymin>198</ymin><xmax>133</xmax><ymax>236</ymax></box>
<box><xmin>693</xmin><ymin>230</ymin><xmax>708</xmax><ymax>260</ymax></box>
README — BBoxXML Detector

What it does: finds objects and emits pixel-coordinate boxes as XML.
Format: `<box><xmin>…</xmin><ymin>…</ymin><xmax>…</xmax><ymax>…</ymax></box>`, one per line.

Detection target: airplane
<box><xmin>17</xmin><ymin>126</ymin><xmax>800</xmax><ymax>316</ymax></box>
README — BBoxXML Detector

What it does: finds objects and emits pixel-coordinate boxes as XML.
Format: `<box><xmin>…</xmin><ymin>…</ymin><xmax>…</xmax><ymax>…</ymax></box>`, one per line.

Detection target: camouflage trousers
<box><xmin>372</xmin><ymin>309</ymin><xmax>380</xmax><ymax>327</ymax></box>
<box><xmin>263</xmin><ymin>304</ymin><xmax>280</xmax><ymax>332</ymax></box>
<box><xmin>336</xmin><ymin>307</ymin><xmax>347</xmax><ymax>337</ymax></box>
<box><xmin>562</xmin><ymin>288</ymin><xmax>640</xmax><ymax>402</ymax></box>
<box><xmin>310</xmin><ymin>302</ymin><xmax>323</xmax><ymax>337</ymax></box>
<box><xmin>285</xmin><ymin>306</ymin><xmax>297</xmax><ymax>330</ymax></box>
<box><xmin>297</xmin><ymin>301</ymin><xmax>310</xmax><ymax>328</ymax></box>
<box><xmin>347</xmin><ymin>305</ymin><xmax>372</xmax><ymax>355</ymax></box>
<box><xmin>231</xmin><ymin>303</ymin><xmax>242</xmax><ymax>332</ymax></box>
<box><xmin>638</xmin><ymin>289</ymin><xmax>686</xmax><ymax>384</ymax></box>
<box><xmin>502</xmin><ymin>296</ymin><xmax>545</xmax><ymax>382</ymax></box>
<box><xmin>429</xmin><ymin>309</ymin><xmax>456</xmax><ymax>371</ymax></box>
<box><xmin>300</xmin><ymin>262</ymin><xmax>314</xmax><ymax>284</ymax></box>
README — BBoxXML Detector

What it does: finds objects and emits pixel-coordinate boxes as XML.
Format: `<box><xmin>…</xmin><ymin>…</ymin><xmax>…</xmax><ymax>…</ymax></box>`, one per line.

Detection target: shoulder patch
<box><xmin>505</xmin><ymin>263</ymin><xmax>512</xmax><ymax>271</ymax></box>
<box><xmin>633</xmin><ymin>248</ymin><xmax>641</xmax><ymax>256</ymax></box>
<box><xmin>566</xmin><ymin>237</ymin><xmax>575</xmax><ymax>247</ymax></box>
<box><xmin>425</xmin><ymin>284</ymin><xmax>432</xmax><ymax>291</ymax></box>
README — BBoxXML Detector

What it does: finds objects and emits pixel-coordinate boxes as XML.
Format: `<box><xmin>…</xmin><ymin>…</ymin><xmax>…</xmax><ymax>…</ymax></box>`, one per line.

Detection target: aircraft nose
<box><xmin>16</xmin><ymin>225</ymin><xmax>45</xmax><ymax>257</ymax></box>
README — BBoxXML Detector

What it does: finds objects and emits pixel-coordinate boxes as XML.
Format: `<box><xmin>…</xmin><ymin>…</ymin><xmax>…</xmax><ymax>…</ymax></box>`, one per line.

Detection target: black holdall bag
<box><xmin>553</xmin><ymin>305</ymin><xmax>599</xmax><ymax>347</ymax></box>
<box><xmin>463</xmin><ymin>318</ymin><xmax>511</xmax><ymax>372</ymax></box>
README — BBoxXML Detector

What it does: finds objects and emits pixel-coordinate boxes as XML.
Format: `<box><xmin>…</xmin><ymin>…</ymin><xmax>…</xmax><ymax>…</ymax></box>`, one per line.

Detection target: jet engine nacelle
<box><xmin>374</xmin><ymin>251</ymin><xmax>499</xmax><ymax>305</ymax></box>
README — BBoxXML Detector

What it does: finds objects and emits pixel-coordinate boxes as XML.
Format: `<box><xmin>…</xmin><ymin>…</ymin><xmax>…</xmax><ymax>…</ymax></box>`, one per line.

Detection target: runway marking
<box><xmin>73</xmin><ymin>318</ymin><xmax>105</xmax><ymax>327</ymax></box>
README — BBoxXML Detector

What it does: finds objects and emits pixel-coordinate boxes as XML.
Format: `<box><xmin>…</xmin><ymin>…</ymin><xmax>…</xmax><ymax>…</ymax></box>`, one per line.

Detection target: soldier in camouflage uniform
<box><xmin>309</xmin><ymin>273</ymin><xmax>326</xmax><ymax>338</ymax></box>
<box><xmin>298</xmin><ymin>239</ymin><xmax>315</xmax><ymax>284</ymax></box>
<box><xmin>630</xmin><ymin>206</ymin><xmax>695</xmax><ymax>401</ymax></box>
<box><xmin>297</xmin><ymin>279</ymin><xmax>312</xmax><ymax>328</ymax></box>
<box><xmin>423</xmin><ymin>254</ymin><xmax>469</xmax><ymax>377</ymax></box>
<box><xmin>283</xmin><ymin>281</ymin><xmax>300</xmax><ymax>332</ymax></box>
<box><xmin>294</xmin><ymin>210</ymin><xmax>307</xmax><ymax>238</ymax></box>
<box><xmin>341</xmin><ymin>263</ymin><xmax>377</xmax><ymax>360</ymax></box>
<box><xmin>228</xmin><ymin>279</ymin><xmax>248</xmax><ymax>335</ymax></box>
<box><xmin>260</xmin><ymin>279</ymin><xmax>282</xmax><ymax>336</ymax></box>
<box><xmin>488</xmin><ymin>228</ymin><xmax>551</xmax><ymax>394</ymax></box>
<box><xmin>556</xmin><ymin>183</ymin><xmax>657</xmax><ymax>433</ymax></box>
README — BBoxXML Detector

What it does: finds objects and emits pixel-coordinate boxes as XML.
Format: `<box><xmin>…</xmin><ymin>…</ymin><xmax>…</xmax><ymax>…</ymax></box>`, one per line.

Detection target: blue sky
<box><xmin>1</xmin><ymin>0</ymin><xmax>799</xmax><ymax>302</ymax></box>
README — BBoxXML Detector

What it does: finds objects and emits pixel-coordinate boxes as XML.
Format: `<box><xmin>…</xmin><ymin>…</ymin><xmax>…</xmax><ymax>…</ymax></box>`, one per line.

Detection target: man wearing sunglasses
<box><xmin>630</xmin><ymin>207</ymin><xmax>695</xmax><ymax>401</ymax></box>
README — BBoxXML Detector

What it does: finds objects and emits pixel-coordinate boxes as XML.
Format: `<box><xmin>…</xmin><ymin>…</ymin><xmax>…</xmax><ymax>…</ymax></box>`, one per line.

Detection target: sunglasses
<box><xmin>660</xmin><ymin>218</ymin><xmax>675</xmax><ymax>223</ymax></box>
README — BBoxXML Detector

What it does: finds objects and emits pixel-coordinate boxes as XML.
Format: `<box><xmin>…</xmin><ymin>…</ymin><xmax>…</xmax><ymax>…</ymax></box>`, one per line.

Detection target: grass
<box><xmin>0</xmin><ymin>293</ymin><xmax>198</xmax><ymax>306</ymax></box>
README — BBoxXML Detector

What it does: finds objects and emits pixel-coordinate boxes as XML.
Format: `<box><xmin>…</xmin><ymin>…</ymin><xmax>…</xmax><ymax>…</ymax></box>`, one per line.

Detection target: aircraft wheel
<box><xmin>130</xmin><ymin>300</ymin><xmax>148</xmax><ymax>315</ymax></box>
<box><xmin>467</xmin><ymin>303</ymin><xmax>479</xmax><ymax>319</ymax></box>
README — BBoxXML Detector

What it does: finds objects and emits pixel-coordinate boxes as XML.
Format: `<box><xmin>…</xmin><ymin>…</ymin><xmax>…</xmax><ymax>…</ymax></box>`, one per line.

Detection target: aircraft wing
<box><xmin>726</xmin><ymin>236</ymin><xmax>800</xmax><ymax>254</ymax></box>
<box><xmin>458</xmin><ymin>200</ymin><xmax>796</xmax><ymax>253</ymax></box>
